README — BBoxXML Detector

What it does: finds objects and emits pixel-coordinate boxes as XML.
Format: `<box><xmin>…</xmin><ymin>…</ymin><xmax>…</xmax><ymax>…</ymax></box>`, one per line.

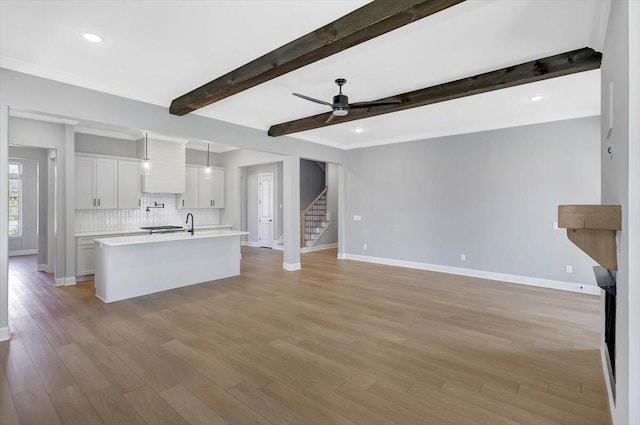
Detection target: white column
<box><xmin>63</xmin><ymin>124</ymin><xmax>75</xmax><ymax>284</ymax></box>
<box><xmin>0</xmin><ymin>104</ymin><xmax>10</xmax><ymax>341</ymax></box>
<box><xmin>282</xmin><ymin>155</ymin><xmax>301</xmax><ymax>270</ymax></box>
<box><xmin>337</xmin><ymin>163</ymin><xmax>347</xmax><ymax>259</ymax></box>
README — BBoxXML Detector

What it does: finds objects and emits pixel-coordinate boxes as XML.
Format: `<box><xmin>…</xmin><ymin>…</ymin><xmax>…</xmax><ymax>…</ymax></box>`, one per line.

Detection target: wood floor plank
<box><xmin>302</xmin><ymin>382</ymin><xmax>397</xmax><ymax>425</ymax></box>
<box><xmin>159</xmin><ymin>384</ymin><xmax>229</xmax><ymax>425</ymax></box>
<box><xmin>87</xmin><ymin>386</ymin><xmax>146</xmax><ymax>425</ymax></box>
<box><xmin>123</xmin><ymin>385</ymin><xmax>189</xmax><ymax>425</ymax></box>
<box><xmin>49</xmin><ymin>383</ymin><xmax>104</xmax><ymax>425</ymax></box>
<box><xmin>81</xmin><ymin>342</ymin><xmax>145</xmax><ymax>394</ymax></box>
<box><xmin>161</xmin><ymin>339</ymin><xmax>242</xmax><ymax>389</ymax></box>
<box><xmin>11</xmin><ymin>315</ymin><xmax>75</xmax><ymax>393</ymax></box>
<box><xmin>0</xmin><ymin>363</ymin><xmax>20</xmax><ymax>425</ymax></box>
<box><xmin>12</xmin><ymin>384</ymin><xmax>62</xmax><ymax>425</ymax></box>
<box><xmin>228</xmin><ymin>381</ymin><xmax>314</xmax><ymax>425</ymax></box>
<box><xmin>193</xmin><ymin>382</ymin><xmax>273</xmax><ymax>425</ymax></box>
<box><xmin>0</xmin><ymin>335</ymin><xmax>43</xmax><ymax>395</ymax></box>
<box><xmin>263</xmin><ymin>380</ymin><xmax>358</xmax><ymax>425</ymax></box>
<box><xmin>4</xmin><ymin>251</ymin><xmax>611</xmax><ymax>425</ymax></box>
<box><xmin>56</xmin><ymin>343</ymin><xmax>112</xmax><ymax>395</ymax></box>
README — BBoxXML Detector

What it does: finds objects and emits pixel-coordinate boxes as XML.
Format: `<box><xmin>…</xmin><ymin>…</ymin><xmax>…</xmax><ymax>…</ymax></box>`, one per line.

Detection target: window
<box><xmin>8</xmin><ymin>162</ymin><xmax>21</xmax><ymax>237</ymax></box>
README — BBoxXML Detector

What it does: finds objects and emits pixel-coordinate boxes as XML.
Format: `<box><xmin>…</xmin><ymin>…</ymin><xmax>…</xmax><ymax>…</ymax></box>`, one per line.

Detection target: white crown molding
<box><xmin>341</xmin><ymin>253</ymin><xmax>600</xmax><ymax>295</ymax></box>
<box><xmin>9</xmin><ymin>108</ymin><xmax>78</xmax><ymax>125</ymax></box>
<box><xmin>75</xmin><ymin>126</ymin><xmax>138</xmax><ymax>141</ymax></box>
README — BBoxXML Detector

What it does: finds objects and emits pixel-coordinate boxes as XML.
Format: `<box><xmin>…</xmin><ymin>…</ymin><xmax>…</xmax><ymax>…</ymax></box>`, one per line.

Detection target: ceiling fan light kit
<box><xmin>293</xmin><ymin>78</ymin><xmax>401</xmax><ymax>124</ymax></box>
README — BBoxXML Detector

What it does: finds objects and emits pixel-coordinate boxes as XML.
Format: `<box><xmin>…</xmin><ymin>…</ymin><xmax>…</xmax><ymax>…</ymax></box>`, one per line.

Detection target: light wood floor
<box><xmin>1</xmin><ymin>248</ymin><xmax>610</xmax><ymax>425</ymax></box>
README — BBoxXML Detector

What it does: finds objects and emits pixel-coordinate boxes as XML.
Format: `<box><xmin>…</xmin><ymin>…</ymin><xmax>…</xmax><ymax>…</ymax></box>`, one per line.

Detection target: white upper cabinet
<box><xmin>211</xmin><ymin>168</ymin><xmax>225</xmax><ymax>209</ymax></box>
<box><xmin>117</xmin><ymin>160</ymin><xmax>141</xmax><ymax>209</ymax></box>
<box><xmin>75</xmin><ymin>156</ymin><xmax>96</xmax><ymax>209</ymax></box>
<box><xmin>140</xmin><ymin>139</ymin><xmax>186</xmax><ymax>194</ymax></box>
<box><xmin>178</xmin><ymin>166</ymin><xmax>199</xmax><ymax>209</ymax></box>
<box><xmin>178</xmin><ymin>166</ymin><xmax>225</xmax><ymax>209</ymax></box>
<box><xmin>96</xmin><ymin>158</ymin><xmax>118</xmax><ymax>209</ymax></box>
<box><xmin>75</xmin><ymin>156</ymin><xmax>118</xmax><ymax>209</ymax></box>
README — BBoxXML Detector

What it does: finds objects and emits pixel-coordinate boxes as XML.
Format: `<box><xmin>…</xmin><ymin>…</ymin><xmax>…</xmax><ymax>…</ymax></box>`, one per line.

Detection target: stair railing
<box><xmin>300</xmin><ymin>186</ymin><xmax>328</xmax><ymax>247</ymax></box>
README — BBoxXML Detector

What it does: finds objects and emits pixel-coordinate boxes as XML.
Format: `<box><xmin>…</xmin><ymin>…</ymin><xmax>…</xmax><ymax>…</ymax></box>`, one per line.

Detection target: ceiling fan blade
<box><xmin>325</xmin><ymin>113</ymin><xmax>336</xmax><ymax>124</ymax></box>
<box><xmin>350</xmin><ymin>98</ymin><xmax>403</xmax><ymax>109</ymax></box>
<box><xmin>293</xmin><ymin>93</ymin><xmax>333</xmax><ymax>107</ymax></box>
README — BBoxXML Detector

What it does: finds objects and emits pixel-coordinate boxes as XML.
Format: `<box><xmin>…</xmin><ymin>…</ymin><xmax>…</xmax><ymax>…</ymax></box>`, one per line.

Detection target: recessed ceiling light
<box><xmin>83</xmin><ymin>33</ymin><xmax>103</xmax><ymax>43</ymax></box>
<box><xmin>530</xmin><ymin>95</ymin><xmax>544</xmax><ymax>102</ymax></box>
<box><xmin>355</xmin><ymin>128</ymin><xmax>363</xmax><ymax>133</ymax></box>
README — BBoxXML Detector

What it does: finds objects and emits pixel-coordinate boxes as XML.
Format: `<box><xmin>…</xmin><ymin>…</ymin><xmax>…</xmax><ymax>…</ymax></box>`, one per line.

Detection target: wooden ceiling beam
<box><xmin>169</xmin><ymin>0</ymin><xmax>466</xmax><ymax>116</ymax></box>
<box><xmin>267</xmin><ymin>47</ymin><xmax>602</xmax><ymax>137</ymax></box>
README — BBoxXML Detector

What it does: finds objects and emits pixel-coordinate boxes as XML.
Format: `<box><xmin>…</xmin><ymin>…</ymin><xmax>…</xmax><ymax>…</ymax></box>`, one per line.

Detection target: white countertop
<box><xmin>95</xmin><ymin>230</ymin><xmax>248</xmax><ymax>247</ymax></box>
<box><xmin>75</xmin><ymin>224</ymin><xmax>232</xmax><ymax>238</ymax></box>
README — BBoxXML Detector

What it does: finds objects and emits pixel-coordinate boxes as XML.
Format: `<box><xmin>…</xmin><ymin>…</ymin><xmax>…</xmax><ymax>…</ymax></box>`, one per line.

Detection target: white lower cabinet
<box><xmin>76</xmin><ymin>232</ymin><xmax>148</xmax><ymax>277</ymax></box>
<box><xmin>76</xmin><ymin>237</ymin><xmax>96</xmax><ymax>276</ymax></box>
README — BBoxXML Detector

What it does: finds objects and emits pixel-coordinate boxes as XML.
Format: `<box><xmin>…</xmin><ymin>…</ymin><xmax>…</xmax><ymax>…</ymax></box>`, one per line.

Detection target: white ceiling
<box><xmin>0</xmin><ymin>0</ymin><xmax>607</xmax><ymax>149</ymax></box>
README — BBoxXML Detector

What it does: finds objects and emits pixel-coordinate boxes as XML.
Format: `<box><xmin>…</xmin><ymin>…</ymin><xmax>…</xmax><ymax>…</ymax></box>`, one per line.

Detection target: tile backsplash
<box><xmin>75</xmin><ymin>193</ymin><xmax>220</xmax><ymax>233</ymax></box>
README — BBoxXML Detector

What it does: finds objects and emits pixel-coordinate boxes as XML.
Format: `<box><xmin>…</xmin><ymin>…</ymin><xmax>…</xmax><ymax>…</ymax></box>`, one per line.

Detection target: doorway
<box><xmin>258</xmin><ymin>172</ymin><xmax>275</xmax><ymax>247</ymax></box>
<box><xmin>8</xmin><ymin>145</ymin><xmax>55</xmax><ymax>275</ymax></box>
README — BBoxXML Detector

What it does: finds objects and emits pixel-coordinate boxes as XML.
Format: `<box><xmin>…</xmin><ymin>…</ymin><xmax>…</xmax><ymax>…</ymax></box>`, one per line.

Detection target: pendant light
<box><xmin>140</xmin><ymin>133</ymin><xmax>152</xmax><ymax>176</ymax></box>
<box><xmin>203</xmin><ymin>143</ymin><xmax>212</xmax><ymax>179</ymax></box>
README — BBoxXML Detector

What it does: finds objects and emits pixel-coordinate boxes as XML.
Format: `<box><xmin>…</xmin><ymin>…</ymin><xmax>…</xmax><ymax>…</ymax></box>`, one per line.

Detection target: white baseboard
<box><xmin>8</xmin><ymin>249</ymin><xmax>37</xmax><ymax>257</ymax></box>
<box><xmin>55</xmin><ymin>277</ymin><xmax>76</xmax><ymax>286</ymax></box>
<box><xmin>341</xmin><ymin>254</ymin><xmax>600</xmax><ymax>295</ymax></box>
<box><xmin>240</xmin><ymin>241</ymin><xmax>248</xmax><ymax>246</ymax></box>
<box><xmin>37</xmin><ymin>264</ymin><xmax>49</xmax><ymax>272</ymax></box>
<box><xmin>0</xmin><ymin>326</ymin><xmax>10</xmax><ymax>342</ymax></box>
<box><xmin>301</xmin><ymin>243</ymin><xmax>338</xmax><ymax>253</ymax></box>
<box><xmin>246</xmin><ymin>242</ymin><xmax>260</xmax><ymax>248</ymax></box>
<box><xmin>75</xmin><ymin>275</ymin><xmax>93</xmax><ymax>283</ymax></box>
<box><xmin>283</xmin><ymin>262</ymin><xmax>301</xmax><ymax>271</ymax></box>
<box><xmin>272</xmin><ymin>244</ymin><xmax>284</xmax><ymax>251</ymax></box>
<box><xmin>337</xmin><ymin>253</ymin><xmax>347</xmax><ymax>260</ymax></box>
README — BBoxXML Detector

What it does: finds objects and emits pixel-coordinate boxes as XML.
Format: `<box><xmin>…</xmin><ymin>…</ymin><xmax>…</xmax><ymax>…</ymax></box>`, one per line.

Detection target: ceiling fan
<box><xmin>293</xmin><ymin>78</ymin><xmax>402</xmax><ymax>123</ymax></box>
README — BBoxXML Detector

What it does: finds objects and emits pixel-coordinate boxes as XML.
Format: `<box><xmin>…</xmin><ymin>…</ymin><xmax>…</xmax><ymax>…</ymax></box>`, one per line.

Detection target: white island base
<box><xmin>94</xmin><ymin>230</ymin><xmax>248</xmax><ymax>303</ymax></box>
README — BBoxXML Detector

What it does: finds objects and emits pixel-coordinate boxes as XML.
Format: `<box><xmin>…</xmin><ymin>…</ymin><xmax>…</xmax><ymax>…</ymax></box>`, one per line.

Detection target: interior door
<box><xmin>258</xmin><ymin>173</ymin><xmax>274</xmax><ymax>247</ymax></box>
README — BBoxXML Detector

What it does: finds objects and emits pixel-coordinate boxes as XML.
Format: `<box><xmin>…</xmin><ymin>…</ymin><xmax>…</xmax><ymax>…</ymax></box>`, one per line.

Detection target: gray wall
<box><xmin>186</xmin><ymin>148</ymin><xmax>222</xmax><ymax>167</ymax></box>
<box><xmin>7</xmin><ymin>158</ymin><xmax>38</xmax><ymax>254</ymax></box>
<box><xmin>345</xmin><ymin>116</ymin><xmax>601</xmax><ymax>285</ymax></box>
<box><xmin>242</xmin><ymin>162</ymin><xmax>284</xmax><ymax>244</ymax></box>
<box><xmin>75</xmin><ymin>133</ymin><xmax>137</xmax><ymax>157</ymax></box>
<box><xmin>315</xmin><ymin>162</ymin><xmax>339</xmax><ymax>246</ymax></box>
<box><xmin>300</xmin><ymin>159</ymin><xmax>325</xmax><ymax>209</ymax></box>
<box><xmin>218</xmin><ymin>149</ymin><xmax>286</xmax><ymax>233</ymax></box>
<box><xmin>600</xmin><ymin>1</ymin><xmax>640</xmax><ymax>424</ymax></box>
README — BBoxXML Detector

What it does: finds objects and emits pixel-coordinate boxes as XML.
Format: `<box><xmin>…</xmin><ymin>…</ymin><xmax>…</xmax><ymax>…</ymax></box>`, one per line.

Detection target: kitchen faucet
<box><xmin>185</xmin><ymin>213</ymin><xmax>194</xmax><ymax>235</ymax></box>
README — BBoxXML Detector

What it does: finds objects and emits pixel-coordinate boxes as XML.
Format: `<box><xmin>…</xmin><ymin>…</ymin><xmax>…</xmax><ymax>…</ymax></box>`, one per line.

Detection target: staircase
<box><xmin>301</xmin><ymin>187</ymin><xmax>330</xmax><ymax>248</ymax></box>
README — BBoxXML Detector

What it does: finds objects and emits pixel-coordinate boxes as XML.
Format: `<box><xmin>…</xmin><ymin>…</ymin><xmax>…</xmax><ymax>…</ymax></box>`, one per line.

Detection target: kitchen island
<box><xmin>94</xmin><ymin>230</ymin><xmax>248</xmax><ymax>303</ymax></box>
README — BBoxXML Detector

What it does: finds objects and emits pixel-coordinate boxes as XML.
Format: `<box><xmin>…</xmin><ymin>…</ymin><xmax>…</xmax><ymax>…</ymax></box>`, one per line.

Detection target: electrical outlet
<box><xmin>460</xmin><ymin>254</ymin><xmax>466</xmax><ymax>261</ymax></box>
<box><xmin>353</xmin><ymin>215</ymin><xmax>362</xmax><ymax>221</ymax></box>
<box><xmin>553</xmin><ymin>221</ymin><xmax>559</xmax><ymax>230</ymax></box>
<box><xmin>566</xmin><ymin>265</ymin><xmax>573</xmax><ymax>273</ymax></box>
<box><xmin>363</xmin><ymin>244</ymin><xmax>367</xmax><ymax>250</ymax></box>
